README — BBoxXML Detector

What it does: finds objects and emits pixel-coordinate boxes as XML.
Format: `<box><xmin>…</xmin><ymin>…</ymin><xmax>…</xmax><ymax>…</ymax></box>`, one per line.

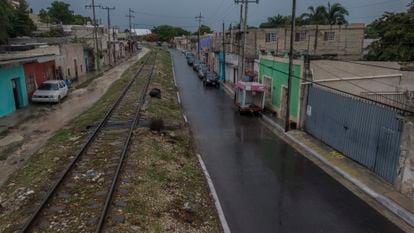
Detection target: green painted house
<box><xmin>258</xmin><ymin>57</ymin><xmax>303</xmax><ymax>124</ymax></box>
<box><xmin>0</xmin><ymin>64</ymin><xmax>29</xmax><ymax>117</ymax></box>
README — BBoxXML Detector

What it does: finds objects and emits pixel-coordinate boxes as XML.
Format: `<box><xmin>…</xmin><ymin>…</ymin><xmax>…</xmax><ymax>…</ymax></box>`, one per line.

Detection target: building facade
<box><xmin>0</xmin><ymin>63</ymin><xmax>29</xmax><ymax>117</ymax></box>
<box><xmin>23</xmin><ymin>58</ymin><xmax>56</xmax><ymax>99</ymax></box>
<box><xmin>257</xmin><ymin>24</ymin><xmax>365</xmax><ymax>59</ymax></box>
<box><xmin>258</xmin><ymin>56</ymin><xmax>303</xmax><ymax>126</ymax></box>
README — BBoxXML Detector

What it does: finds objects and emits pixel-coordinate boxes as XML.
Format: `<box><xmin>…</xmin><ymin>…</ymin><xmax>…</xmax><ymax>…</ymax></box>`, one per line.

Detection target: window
<box><xmin>295</xmin><ymin>32</ymin><xmax>306</xmax><ymax>42</ymax></box>
<box><xmin>67</xmin><ymin>68</ymin><xmax>71</xmax><ymax>77</ymax></box>
<box><xmin>26</xmin><ymin>74</ymin><xmax>36</xmax><ymax>93</ymax></box>
<box><xmin>324</xmin><ymin>31</ymin><xmax>335</xmax><ymax>41</ymax></box>
<box><xmin>265</xmin><ymin>32</ymin><xmax>277</xmax><ymax>43</ymax></box>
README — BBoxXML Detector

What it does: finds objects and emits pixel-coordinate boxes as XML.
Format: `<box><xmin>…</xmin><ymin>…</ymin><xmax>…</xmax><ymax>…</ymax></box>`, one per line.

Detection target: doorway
<box><xmin>11</xmin><ymin>79</ymin><xmax>21</xmax><ymax>109</ymax></box>
<box><xmin>74</xmin><ymin>59</ymin><xmax>79</xmax><ymax>79</ymax></box>
<box><xmin>263</xmin><ymin>76</ymin><xmax>273</xmax><ymax>107</ymax></box>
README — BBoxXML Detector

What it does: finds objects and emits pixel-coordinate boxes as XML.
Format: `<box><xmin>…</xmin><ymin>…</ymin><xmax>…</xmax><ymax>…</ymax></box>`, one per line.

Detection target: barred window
<box><xmin>265</xmin><ymin>32</ymin><xmax>277</xmax><ymax>43</ymax></box>
<box><xmin>295</xmin><ymin>31</ymin><xmax>306</xmax><ymax>42</ymax></box>
<box><xmin>324</xmin><ymin>31</ymin><xmax>336</xmax><ymax>41</ymax></box>
<box><xmin>26</xmin><ymin>74</ymin><xmax>36</xmax><ymax>93</ymax></box>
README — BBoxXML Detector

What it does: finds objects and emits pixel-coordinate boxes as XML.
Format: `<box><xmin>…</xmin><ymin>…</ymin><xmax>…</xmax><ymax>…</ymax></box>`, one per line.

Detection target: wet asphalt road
<box><xmin>170</xmin><ymin>50</ymin><xmax>403</xmax><ymax>233</ymax></box>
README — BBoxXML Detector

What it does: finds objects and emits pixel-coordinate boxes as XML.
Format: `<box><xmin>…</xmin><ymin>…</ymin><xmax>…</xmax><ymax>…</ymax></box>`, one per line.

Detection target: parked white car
<box><xmin>32</xmin><ymin>80</ymin><xmax>69</xmax><ymax>103</ymax></box>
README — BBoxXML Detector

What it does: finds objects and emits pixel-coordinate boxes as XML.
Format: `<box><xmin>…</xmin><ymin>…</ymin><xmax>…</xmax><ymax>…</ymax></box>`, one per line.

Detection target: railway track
<box><xmin>20</xmin><ymin>52</ymin><xmax>157</xmax><ymax>233</ymax></box>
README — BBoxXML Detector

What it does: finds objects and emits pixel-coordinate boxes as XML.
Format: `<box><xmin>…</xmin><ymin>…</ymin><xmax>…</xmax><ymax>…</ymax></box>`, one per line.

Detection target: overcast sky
<box><xmin>27</xmin><ymin>0</ymin><xmax>411</xmax><ymax>31</ymax></box>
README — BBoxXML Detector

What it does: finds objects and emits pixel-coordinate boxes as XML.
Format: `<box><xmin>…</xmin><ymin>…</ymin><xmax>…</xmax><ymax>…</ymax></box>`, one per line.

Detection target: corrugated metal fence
<box><xmin>305</xmin><ymin>85</ymin><xmax>403</xmax><ymax>183</ymax></box>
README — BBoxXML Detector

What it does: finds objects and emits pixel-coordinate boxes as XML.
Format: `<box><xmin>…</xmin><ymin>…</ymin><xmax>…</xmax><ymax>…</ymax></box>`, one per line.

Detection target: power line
<box><xmin>254</xmin><ymin>59</ymin><xmax>413</xmax><ymax>113</ymax></box>
<box><xmin>132</xmin><ymin>11</ymin><xmax>193</xmax><ymax>19</ymax></box>
<box><xmin>347</xmin><ymin>0</ymin><xmax>406</xmax><ymax>9</ymax></box>
<box><xmin>315</xmin><ymin>61</ymin><xmax>405</xmax><ymax>90</ymax></box>
<box><xmin>101</xmin><ymin>6</ymin><xmax>115</xmax><ymax>65</ymax></box>
<box><xmin>311</xmin><ymin>62</ymin><xmax>413</xmax><ymax>109</ymax></box>
<box><xmin>195</xmin><ymin>12</ymin><xmax>204</xmax><ymax>60</ymax></box>
<box><xmin>205</xmin><ymin>0</ymin><xmax>228</xmax><ymax>22</ymax></box>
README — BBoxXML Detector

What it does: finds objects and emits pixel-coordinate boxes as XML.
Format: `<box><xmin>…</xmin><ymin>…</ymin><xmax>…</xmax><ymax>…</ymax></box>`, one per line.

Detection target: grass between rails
<box><xmin>0</xmin><ymin>53</ymin><xmax>152</xmax><ymax>233</ymax></box>
<box><xmin>106</xmin><ymin>48</ymin><xmax>221</xmax><ymax>232</ymax></box>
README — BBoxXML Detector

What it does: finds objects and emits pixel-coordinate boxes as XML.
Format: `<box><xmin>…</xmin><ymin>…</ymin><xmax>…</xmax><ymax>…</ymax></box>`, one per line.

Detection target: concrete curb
<box><xmin>170</xmin><ymin>51</ymin><xmax>231</xmax><ymax>232</ymax></box>
<box><xmin>222</xmin><ymin>79</ymin><xmax>414</xmax><ymax>227</ymax></box>
<box><xmin>197</xmin><ymin>154</ymin><xmax>231</xmax><ymax>233</ymax></box>
<box><xmin>260</xmin><ymin>114</ymin><xmax>414</xmax><ymax>228</ymax></box>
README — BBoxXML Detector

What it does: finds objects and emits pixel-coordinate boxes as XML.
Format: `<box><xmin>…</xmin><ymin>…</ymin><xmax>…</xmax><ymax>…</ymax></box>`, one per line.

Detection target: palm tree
<box><xmin>326</xmin><ymin>2</ymin><xmax>349</xmax><ymax>25</ymax></box>
<box><xmin>259</xmin><ymin>14</ymin><xmax>289</xmax><ymax>28</ymax></box>
<box><xmin>301</xmin><ymin>5</ymin><xmax>328</xmax><ymax>24</ymax></box>
<box><xmin>301</xmin><ymin>2</ymin><xmax>349</xmax><ymax>25</ymax></box>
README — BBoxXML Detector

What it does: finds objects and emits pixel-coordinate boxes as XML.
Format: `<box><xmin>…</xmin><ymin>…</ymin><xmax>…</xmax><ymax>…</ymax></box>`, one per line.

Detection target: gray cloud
<box><xmin>27</xmin><ymin>0</ymin><xmax>411</xmax><ymax>31</ymax></box>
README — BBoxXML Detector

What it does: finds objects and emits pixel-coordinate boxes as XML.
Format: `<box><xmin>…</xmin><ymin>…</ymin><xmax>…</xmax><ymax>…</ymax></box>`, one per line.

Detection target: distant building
<box><xmin>256</xmin><ymin>24</ymin><xmax>365</xmax><ymax>60</ymax></box>
<box><xmin>0</xmin><ymin>59</ymin><xmax>30</xmax><ymax>117</ymax></box>
<box><xmin>131</xmin><ymin>29</ymin><xmax>151</xmax><ymax>37</ymax></box>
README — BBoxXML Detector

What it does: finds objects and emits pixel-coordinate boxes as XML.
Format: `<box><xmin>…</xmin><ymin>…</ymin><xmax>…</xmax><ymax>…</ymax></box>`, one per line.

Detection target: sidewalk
<box><xmin>221</xmin><ymin>82</ymin><xmax>414</xmax><ymax>231</ymax></box>
<box><xmin>0</xmin><ymin>53</ymin><xmax>139</xmax><ymax>135</ymax></box>
<box><xmin>0</xmin><ymin>49</ymin><xmax>149</xmax><ymax>185</ymax></box>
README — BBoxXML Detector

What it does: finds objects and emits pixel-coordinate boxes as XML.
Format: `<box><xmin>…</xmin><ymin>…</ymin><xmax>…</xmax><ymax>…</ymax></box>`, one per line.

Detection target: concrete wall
<box><xmin>258</xmin><ymin>56</ymin><xmax>302</xmax><ymax>122</ymax></box>
<box><xmin>0</xmin><ymin>46</ymin><xmax>60</xmax><ymax>61</ymax></box>
<box><xmin>396</xmin><ymin>116</ymin><xmax>414</xmax><ymax>200</ymax></box>
<box><xmin>56</xmin><ymin>44</ymin><xmax>87</xmax><ymax>80</ymax></box>
<box><xmin>23</xmin><ymin>61</ymin><xmax>56</xmax><ymax>98</ymax></box>
<box><xmin>256</xmin><ymin>24</ymin><xmax>364</xmax><ymax>59</ymax></box>
<box><xmin>0</xmin><ymin>64</ymin><xmax>28</xmax><ymax>117</ymax></box>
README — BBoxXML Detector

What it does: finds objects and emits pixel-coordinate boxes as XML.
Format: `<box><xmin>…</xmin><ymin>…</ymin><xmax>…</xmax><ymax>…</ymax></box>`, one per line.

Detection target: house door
<box><xmin>11</xmin><ymin>79</ymin><xmax>21</xmax><ymax>109</ymax></box>
<box><xmin>264</xmin><ymin>76</ymin><xmax>272</xmax><ymax>107</ymax></box>
<box><xmin>74</xmin><ymin>59</ymin><xmax>79</xmax><ymax>79</ymax></box>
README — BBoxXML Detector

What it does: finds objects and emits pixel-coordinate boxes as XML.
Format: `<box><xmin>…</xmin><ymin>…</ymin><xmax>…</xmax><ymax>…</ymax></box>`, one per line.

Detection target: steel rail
<box><xmin>95</xmin><ymin>52</ymin><xmax>157</xmax><ymax>233</ymax></box>
<box><xmin>20</xmin><ymin>53</ymin><xmax>154</xmax><ymax>233</ymax></box>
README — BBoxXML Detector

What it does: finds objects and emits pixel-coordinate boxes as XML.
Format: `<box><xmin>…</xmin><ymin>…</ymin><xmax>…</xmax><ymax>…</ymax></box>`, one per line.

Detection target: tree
<box><xmin>326</xmin><ymin>2</ymin><xmax>349</xmax><ymax>25</ymax></box>
<box><xmin>0</xmin><ymin>0</ymin><xmax>12</xmax><ymax>43</ymax></box>
<box><xmin>259</xmin><ymin>14</ymin><xmax>289</xmax><ymax>28</ymax></box>
<box><xmin>39</xmin><ymin>8</ymin><xmax>51</xmax><ymax>23</ymax></box>
<box><xmin>365</xmin><ymin>4</ymin><xmax>414</xmax><ymax>61</ymax></box>
<box><xmin>72</xmin><ymin>14</ymin><xmax>91</xmax><ymax>25</ymax></box>
<box><xmin>39</xmin><ymin>1</ymin><xmax>90</xmax><ymax>26</ymax></box>
<box><xmin>198</xmin><ymin>24</ymin><xmax>212</xmax><ymax>34</ymax></box>
<box><xmin>301</xmin><ymin>5</ymin><xmax>328</xmax><ymax>24</ymax></box>
<box><xmin>8</xmin><ymin>0</ymin><xmax>36</xmax><ymax>37</ymax></box>
<box><xmin>152</xmin><ymin>25</ymin><xmax>190</xmax><ymax>42</ymax></box>
<box><xmin>47</xmin><ymin>1</ymin><xmax>73</xmax><ymax>24</ymax></box>
<box><xmin>301</xmin><ymin>2</ymin><xmax>348</xmax><ymax>25</ymax></box>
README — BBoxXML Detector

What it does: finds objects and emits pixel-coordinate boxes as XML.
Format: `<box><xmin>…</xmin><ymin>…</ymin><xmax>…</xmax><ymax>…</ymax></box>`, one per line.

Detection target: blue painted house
<box><xmin>0</xmin><ymin>63</ymin><xmax>29</xmax><ymax>117</ymax></box>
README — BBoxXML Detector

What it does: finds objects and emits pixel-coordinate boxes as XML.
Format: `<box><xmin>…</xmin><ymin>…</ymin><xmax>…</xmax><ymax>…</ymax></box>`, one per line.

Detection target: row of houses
<box><xmin>174</xmin><ymin>24</ymin><xmax>414</xmax><ymax>200</ymax></box>
<box><xmin>0</xmin><ymin>23</ymin><xmax>143</xmax><ymax>118</ymax></box>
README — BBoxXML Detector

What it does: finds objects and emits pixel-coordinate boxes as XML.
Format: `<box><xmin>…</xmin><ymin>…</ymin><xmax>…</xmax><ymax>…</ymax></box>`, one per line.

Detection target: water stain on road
<box><xmin>171</xmin><ymin>49</ymin><xmax>404</xmax><ymax>233</ymax></box>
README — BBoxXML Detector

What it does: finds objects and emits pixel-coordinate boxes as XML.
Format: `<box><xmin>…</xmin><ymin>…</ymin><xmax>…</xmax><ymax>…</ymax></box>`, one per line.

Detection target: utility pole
<box><xmin>234</xmin><ymin>0</ymin><xmax>258</xmax><ymax>83</ymax></box>
<box><xmin>126</xmin><ymin>8</ymin><xmax>135</xmax><ymax>56</ymax></box>
<box><xmin>85</xmin><ymin>0</ymin><xmax>101</xmax><ymax>71</ymax></box>
<box><xmin>101</xmin><ymin>6</ymin><xmax>115</xmax><ymax>65</ymax></box>
<box><xmin>238</xmin><ymin>3</ymin><xmax>243</xmax><ymax>83</ymax></box>
<box><xmin>285</xmin><ymin>0</ymin><xmax>296</xmax><ymax>132</ymax></box>
<box><xmin>195</xmin><ymin>12</ymin><xmax>204</xmax><ymax>60</ymax></box>
<box><xmin>112</xmin><ymin>26</ymin><xmax>117</xmax><ymax>64</ymax></box>
<box><xmin>229</xmin><ymin>23</ymin><xmax>233</xmax><ymax>53</ymax></box>
<box><xmin>222</xmin><ymin>21</ymin><xmax>226</xmax><ymax>83</ymax></box>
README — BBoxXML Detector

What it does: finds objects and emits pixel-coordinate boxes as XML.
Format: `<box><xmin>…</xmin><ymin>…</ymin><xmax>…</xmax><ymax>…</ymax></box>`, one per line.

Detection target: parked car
<box><xmin>187</xmin><ymin>56</ymin><xmax>195</xmax><ymax>66</ymax></box>
<box><xmin>193</xmin><ymin>60</ymin><xmax>200</xmax><ymax>71</ymax></box>
<box><xmin>185</xmin><ymin>52</ymin><xmax>194</xmax><ymax>59</ymax></box>
<box><xmin>198</xmin><ymin>64</ymin><xmax>208</xmax><ymax>79</ymax></box>
<box><xmin>203</xmin><ymin>72</ymin><xmax>220</xmax><ymax>88</ymax></box>
<box><xmin>32</xmin><ymin>80</ymin><xmax>69</xmax><ymax>103</ymax></box>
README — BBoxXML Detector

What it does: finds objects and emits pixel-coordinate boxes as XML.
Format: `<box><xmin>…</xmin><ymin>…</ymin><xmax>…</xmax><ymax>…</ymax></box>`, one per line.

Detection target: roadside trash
<box><xmin>149</xmin><ymin>88</ymin><xmax>161</xmax><ymax>98</ymax></box>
